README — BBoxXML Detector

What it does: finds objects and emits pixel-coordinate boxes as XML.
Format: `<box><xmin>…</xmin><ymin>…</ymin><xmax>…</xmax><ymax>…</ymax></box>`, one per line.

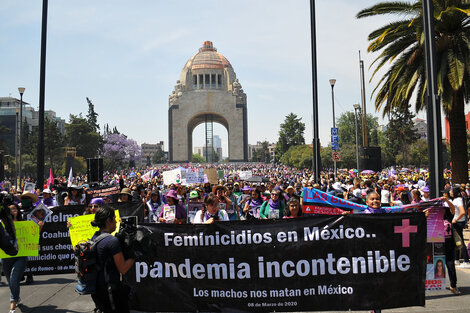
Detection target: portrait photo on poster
<box><xmin>434</xmin><ymin>256</ymin><xmax>446</xmax><ymax>279</ymax></box>
<box><xmin>27</xmin><ymin>203</ymin><xmax>52</xmax><ymax>225</ymax></box>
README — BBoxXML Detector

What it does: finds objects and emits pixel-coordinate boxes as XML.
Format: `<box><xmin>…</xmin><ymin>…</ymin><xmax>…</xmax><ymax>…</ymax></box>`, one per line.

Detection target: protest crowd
<box><xmin>0</xmin><ymin>163</ymin><xmax>469</xmax><ymax>313</ymax></box>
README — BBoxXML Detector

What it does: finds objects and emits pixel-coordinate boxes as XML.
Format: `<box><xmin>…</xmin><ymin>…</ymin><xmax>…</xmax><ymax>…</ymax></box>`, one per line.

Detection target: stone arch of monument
<box><xmin>187</xmin><ymin>113</ymin><xmax>229</xmax><ymax>161</ymax></box>
<box><xmin>168</xmin><ymin>41</ymin><xmax>248</xmax><ymax>162</ymax></box>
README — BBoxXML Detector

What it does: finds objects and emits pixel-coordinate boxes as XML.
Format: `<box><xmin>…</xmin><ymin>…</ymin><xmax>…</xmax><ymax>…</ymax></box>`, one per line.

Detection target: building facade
<box><xmin>413</xmin><ymin>118</ymin><xmax>427</xmax><ymax>140</ymax></box>
<box><xmin>0</xmin><ymin>97</ymin><xmax>65</xmax><ymax>157</ymax></box>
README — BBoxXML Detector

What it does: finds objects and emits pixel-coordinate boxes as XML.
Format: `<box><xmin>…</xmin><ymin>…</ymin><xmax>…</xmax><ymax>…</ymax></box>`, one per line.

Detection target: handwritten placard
<box><xmin>0</xmin><ymin>221</ymin><xmax>39</xmax><ymax>258</ymax></box>
<box><xmin>68</xmin><ymin>210</ymin><xmax>120</xmax><ymax>247</ymax></box>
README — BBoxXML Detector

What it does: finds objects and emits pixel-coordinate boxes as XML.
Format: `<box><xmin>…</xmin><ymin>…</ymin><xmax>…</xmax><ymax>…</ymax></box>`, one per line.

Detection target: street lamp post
<box><xmin>18</xmin><ymin>87</ymin><xmax>25</xmax><ymax>187</ymax></box>
<box><xmin>353</xmin><ymin>104</ymin><xmax>360</xmax><ymax>171</ymax></box>
<box><xmin>329</xmin><ymin>79</ymin><xmax>336</xmax><ymax>179</ymax></box>
<box><xmin>15</xmin><ymin>110</ymin><xmax>19</xmax><ymax>187</ymax></box>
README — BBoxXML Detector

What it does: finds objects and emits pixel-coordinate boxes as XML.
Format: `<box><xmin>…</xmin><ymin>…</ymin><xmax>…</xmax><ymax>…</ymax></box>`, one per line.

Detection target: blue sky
<box><xmin>0</xmin><ymin>0</ymin><xmax>427</xmax><ymax>157</ymax></box>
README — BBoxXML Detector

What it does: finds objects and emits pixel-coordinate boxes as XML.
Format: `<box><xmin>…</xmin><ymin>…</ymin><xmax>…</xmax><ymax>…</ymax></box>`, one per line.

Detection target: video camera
<box><xmin>115</xmin><ymin>216</ymin><xmax>156</xmax><ymax>260</ymax></box>
<box><xmin>0</xmin><ymin>193</ymin><xmax>18</xmax><ymax>256</ymax></box>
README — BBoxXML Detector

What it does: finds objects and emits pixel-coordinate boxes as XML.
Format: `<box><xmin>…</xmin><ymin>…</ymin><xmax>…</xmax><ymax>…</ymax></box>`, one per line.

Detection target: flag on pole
<box><xmin>67</xmin><ymin>167</ymin><xmax>74</xmax><ymax>187</ymax></box>
<box><xmin>153</xmin><ymin>170</ymin><xmax>159</xmax><ymax>178</ymax></box>
<box><xmin>47</xmin><ymin>168</ymin><xmax>54</xmax><ymax>188</ymax></box>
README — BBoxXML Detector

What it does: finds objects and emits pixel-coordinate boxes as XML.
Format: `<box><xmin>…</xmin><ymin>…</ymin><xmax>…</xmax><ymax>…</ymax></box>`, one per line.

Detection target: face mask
<box><xmin>21</xmin><ymin>198</ymin><xmax>32</xmax><ymax>207</ymax></box>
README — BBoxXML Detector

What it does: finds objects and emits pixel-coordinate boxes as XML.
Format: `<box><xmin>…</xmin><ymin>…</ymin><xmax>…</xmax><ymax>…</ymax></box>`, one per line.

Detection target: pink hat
<box><xmin>166</xmin><ymin>190</ymin><xmax>178</xmax><ymax>200</ymax></box>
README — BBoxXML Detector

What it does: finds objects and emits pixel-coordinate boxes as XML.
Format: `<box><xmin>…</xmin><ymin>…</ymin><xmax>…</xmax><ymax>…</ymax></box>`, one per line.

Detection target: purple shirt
<box><xmin>158</xmin><ymin>203</ymin><xmax>187</xmax><ymax>219</ymax></box>
<box><xmin>363</xmin><ymin>207</ymin><xmax>386</xmax><ymax>214</ymax></box>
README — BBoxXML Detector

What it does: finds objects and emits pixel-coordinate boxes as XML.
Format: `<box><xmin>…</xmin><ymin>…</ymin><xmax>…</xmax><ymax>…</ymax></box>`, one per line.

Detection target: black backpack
<box><xmin>74</xmin><ymin>233</ymin><xmax>110</xmax><ymax>295</ymax></box>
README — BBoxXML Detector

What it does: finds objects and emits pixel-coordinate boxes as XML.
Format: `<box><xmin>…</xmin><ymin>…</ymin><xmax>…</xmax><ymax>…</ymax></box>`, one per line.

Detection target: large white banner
<box><xmin>162</xmin><ymin>169</ymin><xmax>184</xmax><ymax>185</ymax></box>
<box><xmin>239</xmin><ymin>170</ymin><xmax>253</xmax><ymax>180</ymax></box>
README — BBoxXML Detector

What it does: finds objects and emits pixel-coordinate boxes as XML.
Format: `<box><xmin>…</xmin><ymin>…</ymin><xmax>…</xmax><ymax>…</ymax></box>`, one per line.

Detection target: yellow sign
<box><xmin>68</xmin><ymin>210</ymin><xmax>120</xmax><ymax>247</ymax></box>
<box><xmin>0</xmin><ymin>221</ymin><xmax>39</xmax><ymax>258</ymax></box>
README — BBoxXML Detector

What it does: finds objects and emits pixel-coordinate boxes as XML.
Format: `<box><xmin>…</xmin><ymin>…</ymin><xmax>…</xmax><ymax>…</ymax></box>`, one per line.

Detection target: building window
<box><xmin>193</xmin><ymin>75</ymin><xmax>197</xmax><ymax>89</ymax></box>
<box><xmin>205</xmin><ymin>74</ymin><xmax>210</xmax><ymax>88</ymax></box>
<box><xmin>218</xmin><ymin>74</ymin><xmax>222</xmax><ymax>88</ymax></box>
<box><xmin>199</xmin><ymin>74</ymin><xmax>204</xmax><ymax>89</ymax></box>
<box><xmin>211</xmin><ymin>74</ymin><xmax>216</xmax><ymax>89</ymax></box>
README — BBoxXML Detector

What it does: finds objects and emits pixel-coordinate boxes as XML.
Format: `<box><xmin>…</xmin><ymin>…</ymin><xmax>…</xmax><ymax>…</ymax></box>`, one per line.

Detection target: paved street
<box><xmin>1</xmin><ymin>229</ymin><xmax>470</xmax><ymax>313</ymax></box>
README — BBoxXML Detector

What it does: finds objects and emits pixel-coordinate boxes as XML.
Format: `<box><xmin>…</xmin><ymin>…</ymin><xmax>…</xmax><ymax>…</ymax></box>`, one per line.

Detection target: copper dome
<box><xmin>184</xmin><ymin>41</ymin><xmax>232</xmax><ymax>70</ymax></box>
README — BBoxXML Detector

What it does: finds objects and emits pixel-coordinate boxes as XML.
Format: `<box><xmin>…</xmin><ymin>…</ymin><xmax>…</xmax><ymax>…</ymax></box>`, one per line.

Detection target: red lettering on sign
<box><xmin>312</xmin><ymin>192</ymin><xmax>321</xmax><ymax>201</ymax></box>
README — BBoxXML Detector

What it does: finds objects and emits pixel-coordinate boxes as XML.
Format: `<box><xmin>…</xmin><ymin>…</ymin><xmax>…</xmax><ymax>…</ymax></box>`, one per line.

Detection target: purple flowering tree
<box><xmin>102</xmin><ymin>133</ymin><xmax>142</xmax><ymax>169</ymax></box>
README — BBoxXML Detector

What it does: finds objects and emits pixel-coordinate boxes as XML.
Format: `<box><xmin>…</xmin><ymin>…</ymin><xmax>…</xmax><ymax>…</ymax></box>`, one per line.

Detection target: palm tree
<box><xmin>357</xmin><ymin>0</ymin><xmax>470</xmax><ymax>183</ymax></box>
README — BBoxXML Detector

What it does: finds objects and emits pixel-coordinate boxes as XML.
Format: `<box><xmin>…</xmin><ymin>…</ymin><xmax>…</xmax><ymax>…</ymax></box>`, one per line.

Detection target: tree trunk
<box><xmin>448</xmin><ymin>89</ymin><xmax>468</xmax><ymax>184</ymax></box>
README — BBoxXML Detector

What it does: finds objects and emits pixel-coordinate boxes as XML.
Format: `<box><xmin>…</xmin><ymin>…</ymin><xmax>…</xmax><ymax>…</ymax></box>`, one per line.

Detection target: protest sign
<box><xmin>0</xmin><ymin>221</ymin><xmax>39</xmax><ymax>258</ymax></box>
<box><xmin>239</xmin><ymin>171</ymin><xmax>252</xmax><ymax>180</ymax></box>
<box><xmin>184</xmin><ymin>170</ymin><xmax>204</xmax><ymax>184</ymax></box>
<box><xmin>86</xmin><ymin>185</ymin><xmax>120</xmax><ymax>203</ymax></box>
<box><xmin>424</xmin><ymin>207</ymin><xmax>446</xmax><ymax>291</ymax></box>
<box><xmin>68</xmin><ymin>210</ymin><xmax>121</xmax><ymax>247</ymax></box>
<box><xmin>162</xmin><ymin>168</ymin><xmax>183</xmax><ymax>185</ymax></box>
<box><xmin>204</xmin><ymin>168</ymin><xmax>218</xmax><ymax>184</ymax></box>
<box><xmin>23</xmin><ymin>182</ymin><xmax>35</xmax><ymax>192</ymax></box>
<box><xmin>301</xmin><ymin>188</ymin><xmax>431</xmax><ymax>213</ymax></box>
<box><xmin>126</xmin><ymin>214</ymin><xmax>426</xmax><ymax>312</ymax></box>
<box><xmin>187</xmin><ymin>202</ymin><xmax>204</xmax><ymax>224</ymax></box>
<box><xmin>27</xmin><ymin>203</ymin><xmax>52</xmax><ymax>226</ymax></box>
<box><xmin>187</xmin><ymin>202</ymin><xmax>204</xmax><ymax>214</ymax></box>
<box><xmin>162</xmin><ymin>205</ymin><xmax>176</xmax><ymax>223</ymax></box>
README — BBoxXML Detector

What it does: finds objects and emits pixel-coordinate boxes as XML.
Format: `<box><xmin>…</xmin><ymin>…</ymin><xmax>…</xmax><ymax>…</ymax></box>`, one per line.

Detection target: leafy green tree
<box><xmin>192</xmin><ymin>153</ymin><xmax>205</xmax><ymax>163</ymax></box>
<box><xmin>276</xmin><ymin>113</ymin><xmax>305</xmax><ymax>159</ymax></box>
<box><xmin>21</xmin><ymin>121</ymin><xmax>33</xmax><ymax>156</ymax></box>
<box><xmin>383</xmin><ymin>106</ymin><xmax>419</xmax><ymax>167</ymax></box>
<box><xmin>0</xmin><ymin>125</ymin><xmax>11</xmax><ymax>153</ymax></box>
<box><xmin>152</xmin><ymin>146</ymin><xmax>166</xmax><ymax>164</ymax></box>
<box><xmin>21</xmin><ymin>154</ymin><xmax>37</xmax><ymax>179</ymax></box>
<box><xmin>44</xmin><ymin>119</ymin><xmax>66</xmax><ymax>173</ymax></box>
<box><xmin>86</xmin><ymin>97</ymin><xmax>100</xmax><ymax>132</ymax></box>
<box><xmin>60</xmin><ymin>156</ymin><xmax>86</xmax><ymax>177</ymax></box>
<box><xmin>370</xmin><ymin>129</ymin><xmax>378</xmax><ymax>146</ymax></box>
<box><xmin>320</xmin><ymin>145</ymin><xmax>333</xmax><ymax>170</ymax></box>
<box><xmin>66</xmin><ymin>114</ymin><xmax>102</xmax><ymax>159</ymax></box>
<box><xmin>357</xmin><ymin>0</ymin><xmax>470</xmax><ymax>183</ymax></box>
<box><xmin>336</xmin><ymin>112</ymin><xmax>378</xmax><ymax>147</ymax></box>
<box><xmin>19</xmin><ymin>118</ymin><xmax>66</xmax><ymax>176</ymax></box>
<box><xmin>280</xmin><ymin>145</ymin><xmax>312</xmax><ymax>168</ymax></box>
<box><xmin>409</xmin><ymin>139</ymin><xmax>429</xmax><ymax>167</ymax></box>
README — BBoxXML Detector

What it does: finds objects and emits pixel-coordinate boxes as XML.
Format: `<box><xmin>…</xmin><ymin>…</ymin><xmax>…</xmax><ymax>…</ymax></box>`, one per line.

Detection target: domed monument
<box><xmin>168</xmin><ymin>41</ymin><xmax>248</xmax><ymax>162</ymax></box>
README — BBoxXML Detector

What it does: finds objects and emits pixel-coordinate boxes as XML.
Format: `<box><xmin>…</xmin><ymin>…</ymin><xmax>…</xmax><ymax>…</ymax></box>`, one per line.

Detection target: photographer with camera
<box><xmin>90</xmin><ymin>206</ymin><xmax>135</xmax><ymax>313</ymax></box>
<box><xmin>193</xmin><ymin>193</ymin><xmax>229</xmax><ymax>224</ymax></box>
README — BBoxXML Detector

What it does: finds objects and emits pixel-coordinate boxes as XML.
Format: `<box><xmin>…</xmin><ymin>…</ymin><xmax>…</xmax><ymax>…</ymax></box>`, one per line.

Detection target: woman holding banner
<box><xmin>146</xmin><ymin>190</ymin><xmax>162</xmax><ymax>223</ymax></box>
<box><xmin>158</xmin><ymin>190</ymin><xmax>187</xmax><ymax>224</ymax></box>
<box><xmin>243</xmin><ymin>188</ymin><xmax>263</xmax><ymax>220</ymax></box>
<box><xmin>260</xmin><ymin>189</ymin><xmax>284</xmax><ymax>219</ymax></box>
<box><xmin>193</xmin><ymin>193</ymin><xmax>229</xmax><ymax>224</ymax></box>
<box><xmin>2</xmin><ymin>204</ymin><xmax>27</xmax><ymax>313</ymax></box>
<box><xmin>440</xmin><ymin>188</ymin><xmax>462</xmax><ymax>295</ymax></box>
